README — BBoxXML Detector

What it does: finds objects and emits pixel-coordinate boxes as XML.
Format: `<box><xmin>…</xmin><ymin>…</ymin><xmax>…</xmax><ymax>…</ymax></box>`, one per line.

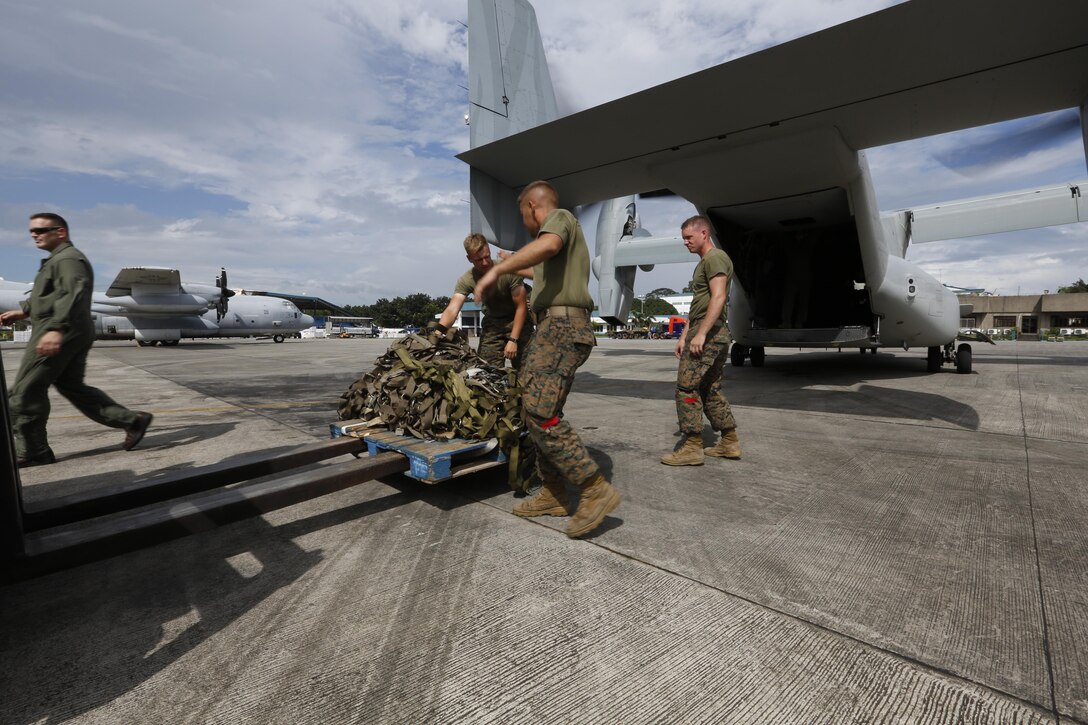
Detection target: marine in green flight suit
<box><xmin>0</xmin><ymin>213</ymin><xmax>152</xmax><ymax>467</ymax></box>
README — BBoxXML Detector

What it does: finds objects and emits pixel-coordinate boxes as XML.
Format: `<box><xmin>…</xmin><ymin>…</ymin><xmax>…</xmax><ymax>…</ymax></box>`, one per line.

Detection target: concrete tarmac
<box><xmin>1</xmin><ymin>337</ymin><xmax>1086</xmax><ymax>724</ymax></box>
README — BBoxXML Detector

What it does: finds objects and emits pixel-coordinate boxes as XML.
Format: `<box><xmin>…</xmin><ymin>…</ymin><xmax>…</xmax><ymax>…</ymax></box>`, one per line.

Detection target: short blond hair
<box><xmin>463</xmin><ymin>233</ymin><xmax>489</xmax><ymax>256</ymax></box>
<box><xmin>681</xmin><ymin>215</ymin><xmax>711</xmax><ymax>233</ymax></box>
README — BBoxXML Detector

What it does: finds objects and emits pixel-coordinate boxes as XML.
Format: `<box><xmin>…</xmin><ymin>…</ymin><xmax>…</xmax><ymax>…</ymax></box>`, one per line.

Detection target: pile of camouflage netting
<box><xmin>337</xmin><ymin>330</ymin><xmax>533</xmax><ymax>489</ymax></box>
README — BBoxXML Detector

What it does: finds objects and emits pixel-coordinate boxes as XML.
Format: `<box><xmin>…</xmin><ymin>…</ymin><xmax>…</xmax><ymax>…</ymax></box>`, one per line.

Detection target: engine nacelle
<box><xmin>592</xmin><ymin>197</ymin><xmax>639</xmax><ymax>325</ymax></box>
<box><xmin>591</xmin><ymin>197</ymin><xmax>690</xmax><ymax>325</ymax></box>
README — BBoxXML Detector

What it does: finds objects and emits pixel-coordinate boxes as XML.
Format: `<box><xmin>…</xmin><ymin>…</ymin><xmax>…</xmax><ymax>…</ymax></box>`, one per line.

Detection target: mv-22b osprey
<box><xmin>458</xmin><ymin>0</ymin><xmax>1088</xmax><ymax>374</ymax></box>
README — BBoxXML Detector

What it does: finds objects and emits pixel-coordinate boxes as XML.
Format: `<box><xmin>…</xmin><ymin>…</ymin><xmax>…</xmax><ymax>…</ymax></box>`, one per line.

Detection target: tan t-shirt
<box><xmin>687</xmin><ymin>247</ymin><xmax>732</xmax><ymax>325</ymax></box>
<box><xmin>454</xmin><ymin>268</ymin><xmax>523</xmax><ymax>322</ymax></box>
<box><xmin>532</xmin><ymin>209</ymin><xmax>594</xmax><ymax>312</ymax></box>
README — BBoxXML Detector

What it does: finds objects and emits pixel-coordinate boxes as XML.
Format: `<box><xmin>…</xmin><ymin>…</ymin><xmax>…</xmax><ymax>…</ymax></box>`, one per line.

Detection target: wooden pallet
<box><xmin>329</xmin><ymin>419</ymin><xmax>378</xmax><ymax>438</ymax></box>
<box><xmin>328</xmin><ymin>421</ymin><xmax>507</xmax><ymax>483</ymax></box>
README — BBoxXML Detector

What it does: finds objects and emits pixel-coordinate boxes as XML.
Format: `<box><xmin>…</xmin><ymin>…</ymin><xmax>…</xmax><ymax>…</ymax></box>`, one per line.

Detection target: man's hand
<box><xmin>0</xmin><ymin>309</ymin><xmax>28</xmax><ymax>325</ymax></box>
<box><xmin>674</xmin><ymin>337</ymin><xmax>684</xmax><ymax>359</ymax></box>
<box><xmin>474</xmin><ymin>268</ymin><xmax>499</xmax><ymax>300</ymax></box>
<box><xmin>36</xmin><ymin>330</ymin><xmax>64</xmax><ymax>357</ymax></box>
<box><xmin>503</xmin><ymin>340</ymin><xmax>518</xmax><ymax>360</ymax></box>
<box><xmin>688</xmin><ymin>332</ymin><xmax>707</xmax><ymax>357</ymax></box>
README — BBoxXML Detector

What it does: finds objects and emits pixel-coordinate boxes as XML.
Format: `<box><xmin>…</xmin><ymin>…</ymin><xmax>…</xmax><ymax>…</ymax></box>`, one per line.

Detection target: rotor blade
<box><xmin>933</xmin><ymin>109</ymin><xmax>1081</xmax><ymax>174</ymax></box>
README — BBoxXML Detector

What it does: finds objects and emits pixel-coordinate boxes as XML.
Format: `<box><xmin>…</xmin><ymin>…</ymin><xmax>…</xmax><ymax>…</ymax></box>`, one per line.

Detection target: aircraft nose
<box><xmin>303</xmin><ymin>315</ymin><xmax>315</xmax><ymax>327</ymax></box>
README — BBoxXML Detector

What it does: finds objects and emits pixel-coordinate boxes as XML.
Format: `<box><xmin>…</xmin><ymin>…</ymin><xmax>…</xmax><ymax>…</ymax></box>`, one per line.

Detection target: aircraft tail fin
<box><xmin>467</xmin><ymin>0</ymin><xmax>558</xmax><ymax>147</ymax></box>
<box><xmin>467</xmin><ymin>0</ymin><xmax>559</xmax><ymax>250</ymax></box>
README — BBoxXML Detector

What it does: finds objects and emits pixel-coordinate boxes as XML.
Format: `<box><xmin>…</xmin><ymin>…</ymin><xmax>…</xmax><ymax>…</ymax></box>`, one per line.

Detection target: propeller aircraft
<box><xmin>0</xmin><ymin>267</ymin><xmax>313</xmax><ymax>346</ymax></box>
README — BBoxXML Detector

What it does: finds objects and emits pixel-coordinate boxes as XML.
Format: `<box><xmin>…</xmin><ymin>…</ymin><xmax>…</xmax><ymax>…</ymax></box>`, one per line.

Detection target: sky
<box><xmin>1</xmin><ymin>0</ymin><xmax>1086</xmax><ymax>305</ymax></box>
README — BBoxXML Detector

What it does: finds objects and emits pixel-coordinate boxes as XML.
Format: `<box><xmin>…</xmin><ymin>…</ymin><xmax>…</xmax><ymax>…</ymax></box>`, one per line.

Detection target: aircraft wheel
<box><xmin>926</xmin><ymin>346</ymin><xmax>942</xmax><ymax>372</ymax></box>
<box><xmin>162</xmin><ymin>339</ymin><xmax>180</xmax><ymax>347</ymax></box>
<box><xmin>956</xmin><ymin>343</ymin><xmax>972</xmax><ymax>374</ymax></box>
<box><xmin>749</xmin><ymin>346</ymin><xmax>766</xmax><ymax>367</ymax></box>
<box><xmin>273</xmin><ymin>334</ymin><xmax>285</xmax><ymax>343</ymax></box>
<box><xmin>730</xmin><ymin>343</ymin><xmax>747</xmax><ymax>367</ymax></box>
<box><xmin>136</xmin><ymin>340</ymin><xmax>152</xmax><ymax>347</ymax></box>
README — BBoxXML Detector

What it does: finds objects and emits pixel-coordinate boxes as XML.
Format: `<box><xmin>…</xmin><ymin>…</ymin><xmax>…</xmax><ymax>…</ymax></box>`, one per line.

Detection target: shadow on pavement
<box><xmin>0</xmin><ymin>515</ymin><xmax>322</xmax><ymax>725</ymax></box>
<box><xmin>0</xmin><ymin>475</ymin><xmax>466</xmax><ymax>725</ymax></box>
<box><xmin>576</xmin><ymin>372</ymin><xmax>981</xmax><ymax>430</ymax></box>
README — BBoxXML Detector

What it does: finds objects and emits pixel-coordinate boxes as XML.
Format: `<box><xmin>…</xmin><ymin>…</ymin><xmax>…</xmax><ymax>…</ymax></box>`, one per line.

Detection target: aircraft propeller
<box><xmin>215</xmin><ymin>267</ymin><xmax>234</xmax><ymax>321</ymax></box>
<box><xmin>933</xmin><ymin>109</ymin><xmax>1081</xmax><ymax>175</ymax></box>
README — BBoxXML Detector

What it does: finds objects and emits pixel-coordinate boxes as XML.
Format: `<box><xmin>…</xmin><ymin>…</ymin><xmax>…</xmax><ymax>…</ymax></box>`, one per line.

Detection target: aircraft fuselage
<box><xmin>93</xmin><ymin>296</ymin><xmax>314</xmax><ymax>344</ymax></box>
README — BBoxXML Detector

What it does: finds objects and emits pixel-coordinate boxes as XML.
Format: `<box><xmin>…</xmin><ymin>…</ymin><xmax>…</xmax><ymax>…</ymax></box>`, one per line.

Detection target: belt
<box><xmin>538</xmin><ymin>305</ymin><xmax>590</xmax><ymax>320</ymax></box>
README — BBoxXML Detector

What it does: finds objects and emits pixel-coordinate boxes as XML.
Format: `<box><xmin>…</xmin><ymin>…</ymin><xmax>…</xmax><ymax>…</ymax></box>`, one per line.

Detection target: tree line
<box><xmin>343</xmin><ymin>293</ymin><xmax>450</xmax><ymax>329</ymax></box>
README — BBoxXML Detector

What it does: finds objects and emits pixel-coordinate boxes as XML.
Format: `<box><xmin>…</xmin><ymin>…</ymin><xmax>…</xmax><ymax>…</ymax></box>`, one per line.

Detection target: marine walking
<box><xmin>661</xmin><ymin>215</ymin><xmax>741</xmax><ymax>466</ymax></box>
<box><xmin>475</xmin><ymin>180</ymin><xmax>621</xmax><ymax>538</ymax></box>
<box><xmin>0</xmin><ymin>213</ymin><xmax>153</xmax><ymax>467</ymax></box>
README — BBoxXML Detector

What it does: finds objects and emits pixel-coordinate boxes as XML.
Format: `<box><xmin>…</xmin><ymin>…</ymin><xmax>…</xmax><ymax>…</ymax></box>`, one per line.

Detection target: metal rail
<box><xmin>22</xmin><ymin>436</ymin><xmax>369</xmax><ymax>530</ymax></box>
<box><xmin>7</xmin><ymin>452</ymin><xmax>409</xmax><ymax>581</ymax></box>
<box><xmin>1</xmin><ymin>354</ymin><xmax>26</xmax><ymax>560</ymax></box>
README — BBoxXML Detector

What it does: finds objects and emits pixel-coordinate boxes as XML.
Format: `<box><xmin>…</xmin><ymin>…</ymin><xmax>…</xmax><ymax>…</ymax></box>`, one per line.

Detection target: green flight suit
<box><xmin>9</xmin><ymin>242</ymin><xmax>140</xmax><ymax>459</ymax></box>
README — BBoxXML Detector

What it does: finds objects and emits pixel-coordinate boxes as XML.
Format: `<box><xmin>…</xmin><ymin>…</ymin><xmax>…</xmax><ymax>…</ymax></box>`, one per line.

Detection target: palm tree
<box><xmin>629</xmin><ymin>309</ymin><xmax>656</xmax><ymax>328</ymax></box>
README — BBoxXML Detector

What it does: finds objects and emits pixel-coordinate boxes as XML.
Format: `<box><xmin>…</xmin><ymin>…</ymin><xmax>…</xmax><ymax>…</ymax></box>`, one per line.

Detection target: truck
<box><xmin>667</xmin><ymin>316</ymin><xmax>688</xmax><ymax>338</ymax></box>
<box><xmin>338</xmin><ymin>324</ymin><xmax>378</xmax><ymax>338</ymax></box>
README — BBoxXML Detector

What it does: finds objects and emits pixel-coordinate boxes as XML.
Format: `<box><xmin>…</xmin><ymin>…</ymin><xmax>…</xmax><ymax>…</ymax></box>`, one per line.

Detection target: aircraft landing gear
<box><xmin>162</xmin><ymin>339</ymin><xmax>180</xmax><ymax>347</ymax></box>
<box><xmin>926</xmin><ymin>346</ymin><xmax>942</xmax><ymax>372</ymax></box>
<box><xmin>730</xmin><ymin>343</ymin><xmax>747</xmax><ymax>367</ymax></box>
<box><xmin>956</xmin><ymin>343</ymin><xmax>972</xmax><ymax>374</ymax></box>
<box><xmin>749</xmin><ymin>346</ymin><xmax>765</xmax><ymax>367</ymax></box>
<box><xmin>136</xmin><ymin>340</ymin><xmax>156</xmax><ymax>347</ymax></box>
<box><xmin>273</xmin><ymin>334</ymin><xmax>285</xmax><ymax>343</ymax></box>
<box><xmin>927</xmin><ymin>342</ymin><xmax>972</xmax><ymax>373</ymax></box>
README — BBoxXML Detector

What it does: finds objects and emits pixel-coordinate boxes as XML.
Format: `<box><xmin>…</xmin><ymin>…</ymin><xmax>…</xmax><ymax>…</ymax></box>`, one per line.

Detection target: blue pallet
<box><xmin>361</xmin><ymin>429</ymin><xmax>507</xmax><ymax>483</ymax></box>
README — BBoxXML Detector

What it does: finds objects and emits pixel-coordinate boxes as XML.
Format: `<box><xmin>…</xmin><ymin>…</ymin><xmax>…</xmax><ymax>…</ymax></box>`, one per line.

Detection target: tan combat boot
<box><xmin>566</xmin><ymin>474</ymin><xmax>621</xmax><ymax>538</ymax></box>
<box><xmin>660</xmin><ymin>435</ymin><xmax>705</xmax><ymax>466</ymax></box>
<box><xmin>704</xmin><ymin>429</ymin><xmax>741</xmax><ymax>459</ymax></box>
<box><xmin>513</xmin><ymin>480</ymin><xmax>573</xmax><ymax>518</ymax></box>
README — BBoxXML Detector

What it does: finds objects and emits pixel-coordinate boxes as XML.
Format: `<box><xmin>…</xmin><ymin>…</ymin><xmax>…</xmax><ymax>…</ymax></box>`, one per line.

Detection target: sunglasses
<box><xmin>29</xmin><ymin>226</ymin><xmax>62</xmax><ymax>235</ymax></box>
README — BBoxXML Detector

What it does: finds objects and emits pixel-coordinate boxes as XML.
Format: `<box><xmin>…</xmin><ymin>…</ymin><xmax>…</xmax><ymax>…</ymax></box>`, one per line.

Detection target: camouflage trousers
<box><xmin>477</xmin><ymin>319</ymin><xmax>532</xmax><ymax>370</ymax></box>
<box><xmin>675</xmin><ymin>323</ymin><xmax>736</xmax><ymax>436</ymax></box>
<box><xmin>520</xmin><ymin>313</ymin><xmax>598</xmax><ymax>486</ymax></box>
